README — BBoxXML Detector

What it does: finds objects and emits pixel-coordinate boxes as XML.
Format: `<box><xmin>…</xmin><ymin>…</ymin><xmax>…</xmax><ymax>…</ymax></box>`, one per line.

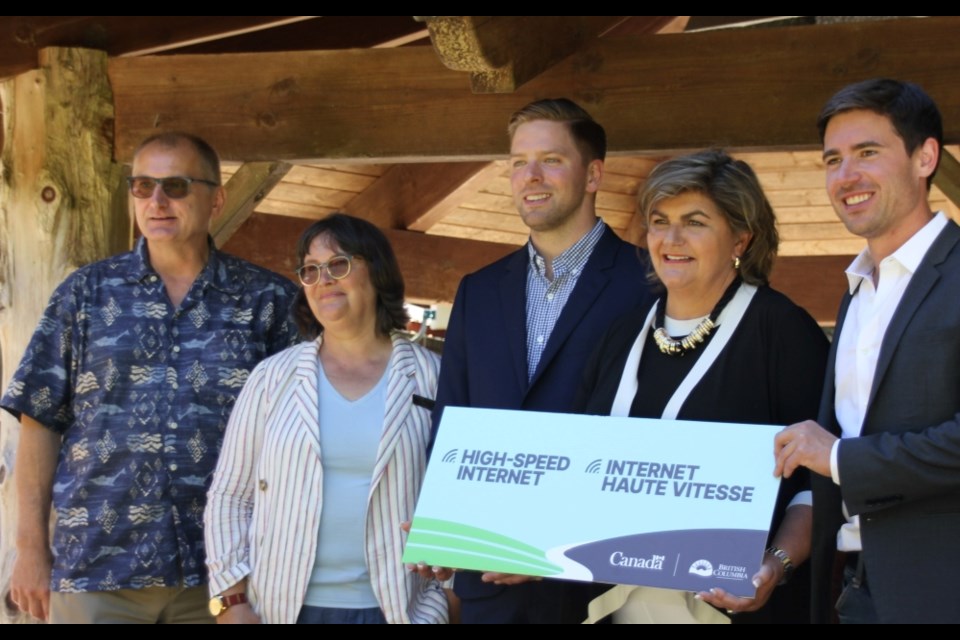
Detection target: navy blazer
<box><xmin>432</xmin><ymin>224</ymin><xmax>653</xmax><ymax>622</ymax></box>
<box><xmin>810</xmin><ymin>219</ymin><xmax>960</xmax><ymax>624</ymax></box>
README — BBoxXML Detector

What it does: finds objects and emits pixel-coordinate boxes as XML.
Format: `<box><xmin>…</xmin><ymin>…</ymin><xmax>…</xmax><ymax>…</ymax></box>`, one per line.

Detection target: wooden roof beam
<box><xmin>110</xmin><ymin>17</ymin><xmax>960</xmax><ymax>162</ymax></box>
<box><xmin>769</xmin><ymin>255</ymin><xmax>849</xmax><ymax>324</ymax></box>
<box><xmin>0</xmin><ymin>17</ymin><xmax>317</xmax><ymax>78</ymax></box>
<box><xmin>221</xmin><ymin>212</ymin><xmax>516</xmax><ymax>302</ymax></box>
<box><xmin>345</xmin><ymin>161</ymin><xmax>497</xmax><ymax>230</ymax></box>
<box><xmin>421</xmin><ymin>16</ymin><xmax>631</xmax><ymax>93</ymax></box>
<box><xmin>405</xmin><ymin>162</ymin><xmax>504</xmax><ymax>232</ymax></box>
<box><xmin>211</xmin><ymin>161</ymin><xmax>291</xmax><ymax>247</ymax></box>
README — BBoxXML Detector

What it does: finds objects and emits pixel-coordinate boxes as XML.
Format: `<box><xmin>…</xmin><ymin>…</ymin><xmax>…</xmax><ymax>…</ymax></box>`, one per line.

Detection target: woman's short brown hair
<box><xmin>638</xmin><ymin>149</ymin><xmax>778</xmax><ymax>286</ymax></box>
<box><xmin>292</xmin><ymin>213</ymin><xmax>409</xmax><ymax>340</ymax></box>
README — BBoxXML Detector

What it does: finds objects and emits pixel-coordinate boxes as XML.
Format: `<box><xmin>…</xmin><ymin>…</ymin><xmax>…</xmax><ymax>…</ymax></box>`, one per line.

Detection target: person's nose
<box><xmin>833</xmin><ymin>157</ymin><xmax>861</xmax><ymax>186</ymax></box>
<box><xmin>664</xmin><ymin>223</ymin><xmax>684</xmax><ymax>245</ymax></box>
<box><xmin>149</xmin><ymin>182</ymin><xmax>170</xmax><ymax>207</ymax></box>
<box><xmin>317</xmin><ymin>265</ymin><xmax>336</xmax><ymax>285</ymax></box>
<box><xmin>523</xmin><ymin>161</ymin><xmax>544</xmax><ymax>184</ymax></box>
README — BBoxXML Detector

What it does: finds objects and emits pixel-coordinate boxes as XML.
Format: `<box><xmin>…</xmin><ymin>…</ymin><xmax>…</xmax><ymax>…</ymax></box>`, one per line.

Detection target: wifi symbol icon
<box><xmin>585</xmin><ymin>459</ymin><xmax>602</xmax><ymax>474</ymax></box>
<box><xmin>442</xmin><ymin>449</ymin><xmax>459</xmax><ymax>463</ymax></box>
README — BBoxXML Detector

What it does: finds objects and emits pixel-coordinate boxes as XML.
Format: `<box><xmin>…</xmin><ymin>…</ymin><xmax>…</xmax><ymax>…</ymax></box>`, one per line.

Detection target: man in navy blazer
<box><xmin>775</xmin><ymin>79</ymin><xmax>960</xmax><ymax>623</ymax></box>
<box><xmin>429</xmin><ymin>99</ymin><xmax>653</xmax><ymax>623</ymax></box>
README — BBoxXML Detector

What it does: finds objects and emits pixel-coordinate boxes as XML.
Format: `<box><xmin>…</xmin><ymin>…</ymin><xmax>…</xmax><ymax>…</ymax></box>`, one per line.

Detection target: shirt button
<box><xmin>172</xmin><ymin>345</ymin><xmax>180</xmax><ymax>353</ymax></box>
<box><xmin>259</xmin><ymin>480</ymin><xmax>268</xmax><ymax>491</ymax></box>
<box><xmin>536</xmin><ymin>335</ymin><xmax>544</xmax><ymax>344</ymax></box>
<box><xmin>169</xmin><ymin>463</ymin><xmax>178</xmax><ymax>471</ymax></box>
<box><xmin>571</xmin><ymin>269</ymin><xmax>579</xmax><ymax>275</ymax></box>
<box><xmin>169</xmin><ymin>422</ymin><xmax>178</xmax><ymax>430</ymax></box>
<box><xmin>546</xmin><ymin>293</ymin><xmax>555</xmax><ymax>301</ymax></box>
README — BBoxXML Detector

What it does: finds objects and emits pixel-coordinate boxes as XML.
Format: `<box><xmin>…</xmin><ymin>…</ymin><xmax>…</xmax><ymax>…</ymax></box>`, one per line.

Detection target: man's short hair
<box><xmin>817</xmin><ymin>78</ymin><xmax>943</xmax><ymax>188</ymax></box>
<box><xmin>133</xmin><ymin>132</ymin><xmax>222</xmax><ymax>184</ymax></box>
<box><xmin>507</xmin><ymin>98</ymin><xmax>607</xmax><ymax>163</ymax></box>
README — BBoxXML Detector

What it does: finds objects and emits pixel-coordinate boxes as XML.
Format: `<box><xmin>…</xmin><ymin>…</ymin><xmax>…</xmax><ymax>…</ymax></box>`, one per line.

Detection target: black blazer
<box><xmin>811</xmin><ymin>219</ymin><xmax>960</xmax><ymax>624</ymax></box>
<box><xmin>432</xmin><ymin>225</ymin><xmax>653</xmax><ymax>622</ymax></box>
<box><xmin>577</xmin><ymin>285</ymin><xmax>827</xmax><ymax>624</ymax></box>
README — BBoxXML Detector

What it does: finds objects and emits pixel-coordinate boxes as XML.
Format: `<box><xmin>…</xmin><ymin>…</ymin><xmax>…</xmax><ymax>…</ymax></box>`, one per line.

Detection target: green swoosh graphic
<box><xmin>404</xmin><ymin>517</ymin><xmax>563</xmax><ymax>575</ymax></box>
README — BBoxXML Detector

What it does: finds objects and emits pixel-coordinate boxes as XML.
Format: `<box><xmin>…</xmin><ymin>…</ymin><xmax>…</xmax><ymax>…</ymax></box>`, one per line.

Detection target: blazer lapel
<box><xmin>529</xmin><ymin>226</ymin><xmax>617</xmax><ymax>388</ymax></box>
<box><xmin>370</xmin><ymin>335</ymin><xmax>417</xmax><ymax>490</ymax></box>
<box><xmin>499</xmin><ymin>249</ymin><xmax>531</xmax><ymax>395</ymax></box>
<box><xmin>865</xmin><ymin>222</ymin><xmax>960</xmax><ymax>413</ymax></box>
<box><xmin>292</xmin><ymin>338</ymin><xmax>323</xmax><ymax>456</ymax></box>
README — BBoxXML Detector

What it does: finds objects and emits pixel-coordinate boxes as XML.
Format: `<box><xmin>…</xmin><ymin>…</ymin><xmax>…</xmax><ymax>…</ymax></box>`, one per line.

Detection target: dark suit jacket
<box><xmin>432</xmin><ymin>225</ymin><xmax>653</xmax><ymax>623</ymax></box>
<box><xmin>811</xmin><ymin>219</ymin><xmax>960</xmax><ymax>624</ymax></box>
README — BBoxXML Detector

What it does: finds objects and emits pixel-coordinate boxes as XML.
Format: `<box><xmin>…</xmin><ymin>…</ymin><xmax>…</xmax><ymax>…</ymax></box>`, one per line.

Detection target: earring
<box><xmin>733</xmin><ymin>256</ymin><xmax>741</xmax><ymax>270</ymax></box>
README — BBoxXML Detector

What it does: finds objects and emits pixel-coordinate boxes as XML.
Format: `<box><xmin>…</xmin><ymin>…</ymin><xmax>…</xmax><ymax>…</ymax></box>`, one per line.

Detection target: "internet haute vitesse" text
<box><xmin>601</xmin><ymin>459</ymin><xmax>755</xmax><ymax>503</ymax></box>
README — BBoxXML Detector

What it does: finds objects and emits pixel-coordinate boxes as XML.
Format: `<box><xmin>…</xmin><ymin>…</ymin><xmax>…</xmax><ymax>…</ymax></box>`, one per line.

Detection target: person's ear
<box><xmin>915</xmin><ymin>137</ymin><xmax>939</xmax><ymax>183</ymax></box>
<box><xmin>586</xmin><ymin>159</ymin><xmax>604</xmax><ymax>193</ymax></box>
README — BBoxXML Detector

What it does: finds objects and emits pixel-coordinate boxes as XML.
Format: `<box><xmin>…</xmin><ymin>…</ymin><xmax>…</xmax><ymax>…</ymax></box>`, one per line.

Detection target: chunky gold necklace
<box><xmin>652</xmin><ymin>278</ymin><xmax>741</xmax><ymax>356</ymax></box>
<box><xmin>653</xmin><ymin>318</ymin><xmax>716</xmax><ymax>355</ymax></box>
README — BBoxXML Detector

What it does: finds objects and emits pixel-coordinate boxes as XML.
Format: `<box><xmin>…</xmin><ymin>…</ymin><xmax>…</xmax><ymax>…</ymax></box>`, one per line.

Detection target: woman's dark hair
<box><xmin>292</xmin><ymin>213</ymin><xmax>409</xmax><ymax>340</ymax></box>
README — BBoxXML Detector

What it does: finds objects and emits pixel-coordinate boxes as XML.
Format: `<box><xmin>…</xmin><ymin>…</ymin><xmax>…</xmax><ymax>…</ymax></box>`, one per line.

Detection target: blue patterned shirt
<box><xmin>525</xmin><ymin>219</ymin><xmax>605</xmax><ymax>380</ymax></box>
<box><xmin>1</xmin><ymin>238</ymin><xmax>298</xmax><ymax>593</ymax></box>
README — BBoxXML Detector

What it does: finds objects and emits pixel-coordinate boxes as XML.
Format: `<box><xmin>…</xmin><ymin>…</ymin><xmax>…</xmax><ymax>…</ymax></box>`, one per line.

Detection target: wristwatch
<box><xmin>208</xmin><ymin>593</ymin><xmax>248</xmax><ymax>617</ymax></box>
<box><xmin>765</xmin><ymin>546</ymin><xmax>795</xmax><ymax>585</ymax></box>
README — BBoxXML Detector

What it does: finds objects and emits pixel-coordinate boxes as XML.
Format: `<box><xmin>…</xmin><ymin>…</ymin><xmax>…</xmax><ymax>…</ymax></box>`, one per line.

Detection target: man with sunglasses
<box><xmin>2</xmin><ymin>132</ymin><xmax>298</xmax><ymax>623</ymax></box>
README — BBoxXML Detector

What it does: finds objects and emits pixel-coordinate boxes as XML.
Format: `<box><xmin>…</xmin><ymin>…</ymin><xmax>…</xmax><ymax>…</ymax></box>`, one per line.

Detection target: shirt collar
<box><xmin>129</xmin><ymin>236</ymin><xmax>238</xmax><ymax>293</ymax></box>
<box><xmin>844</xmin><ymin>211</ymin><xmax>948</xmax><ymax>294</ymax></box>
<box><xmin>527</xmin><ymin>218</ymin><xmax>605</xmax><ymax>278</ymax></box>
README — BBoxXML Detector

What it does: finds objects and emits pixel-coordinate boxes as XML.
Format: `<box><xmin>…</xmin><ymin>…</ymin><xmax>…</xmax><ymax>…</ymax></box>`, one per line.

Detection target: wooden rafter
<box><xmin>211</xmin><ymin>161</ymin><xmax>292</xmax><ymax>247</ymax></box>
<box><xmin>221</xmin><ymin>212</ymin><xmax>517</xmax><ymax>302</ymax></box>
<box><xmin>344</xmin><ymin>161</ymin><xmax>502</xmax><ymax>231</ymax></box>
<box><xmin>406</xmin><ymin>162</ymin><xmax>504</xmax><ymax>232</ymax></box>
<box><xmin>109</xmin><ymin>17</ymin><xmax>960</xmax><ymax>163</ymax></box>
<box><xmin>0</xmin><ymin>16</ymin><xmax>318</xmax><ymax>77</ymax></box>
<box><xmin>423</xmin><ymin>16</ymin><xmax>632</xmax><ymax>93</ymax></box>
<box><xmin>934</xmin><ymin>149</ymin><xmax>960</xmax><ymax>209</ymax></box>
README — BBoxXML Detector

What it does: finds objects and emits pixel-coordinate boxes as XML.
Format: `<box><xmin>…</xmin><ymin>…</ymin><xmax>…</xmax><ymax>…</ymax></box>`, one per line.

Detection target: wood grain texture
<box><xmin>109</xmin><ymin>17</ymin><xmax>960</xmax><ymax>162</ymax></box>
<box><xmin>0</xmin><ymin>46</ymin><xmax>129</xmax><ymax>625</ymax></box>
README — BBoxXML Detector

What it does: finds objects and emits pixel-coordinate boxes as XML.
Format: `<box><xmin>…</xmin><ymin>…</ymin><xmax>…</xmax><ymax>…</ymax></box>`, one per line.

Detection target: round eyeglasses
<box><xmin>127</xmin><ymin>176</ymin><xmax>220</xmax><ymax>199</ymax></box>
<box><xmin>295</xmin><ymin>255</ymin><xmax>362</xmax><ymax>286</ymax></box>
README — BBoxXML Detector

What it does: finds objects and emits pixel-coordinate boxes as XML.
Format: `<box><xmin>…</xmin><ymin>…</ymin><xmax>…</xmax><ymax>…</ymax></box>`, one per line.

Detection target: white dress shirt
<box><xmin>830</xmin><ymin>212</ymin><xmax>948</xmax><ymax>551</ymax></box>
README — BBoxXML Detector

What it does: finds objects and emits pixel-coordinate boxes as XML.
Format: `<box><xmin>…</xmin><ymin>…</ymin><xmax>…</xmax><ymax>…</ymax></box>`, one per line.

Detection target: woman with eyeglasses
<box><xmin>204</xmin><ymin>213</ymin><xmax>448</xmax><ymax>624</ymax></box>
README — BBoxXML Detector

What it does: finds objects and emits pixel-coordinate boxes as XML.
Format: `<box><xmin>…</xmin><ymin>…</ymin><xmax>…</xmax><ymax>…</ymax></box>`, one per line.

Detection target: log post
<box><xmin>0</xmin><ymin>47</ymin><xmax>129</xmax><ymax>624</ymax></box>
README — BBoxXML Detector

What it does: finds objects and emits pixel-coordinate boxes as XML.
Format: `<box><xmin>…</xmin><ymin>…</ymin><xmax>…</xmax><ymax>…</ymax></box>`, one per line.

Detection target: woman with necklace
<box><xmin>578</xmin><ymin>150</ymin><xmax>827</xmax><ymax>624</ymax></box>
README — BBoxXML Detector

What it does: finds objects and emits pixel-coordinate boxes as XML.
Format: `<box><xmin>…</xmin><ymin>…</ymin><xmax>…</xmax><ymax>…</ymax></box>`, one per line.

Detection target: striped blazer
<box><xmin>204</xmin><ymin>335</ymin><xmax>448</xmax><ymax>624</ymax></box>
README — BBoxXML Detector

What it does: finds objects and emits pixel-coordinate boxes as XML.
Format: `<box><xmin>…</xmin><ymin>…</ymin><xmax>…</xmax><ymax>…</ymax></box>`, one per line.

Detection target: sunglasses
<box><xmin>296</xmin><ymin>255</ymin><xmax>362</xmax><ymax>286</ymax></box>
<box><xmin>127</xmin><ymin>176</ymin><xmax>219</xmax><ymax>199</ymax></box>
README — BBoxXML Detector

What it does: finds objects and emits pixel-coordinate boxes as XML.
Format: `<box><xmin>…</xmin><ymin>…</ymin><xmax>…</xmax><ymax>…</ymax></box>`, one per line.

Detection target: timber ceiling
<box><xmin>3</xmin><ymin>16</ymin><xmax>959</xmax><ymax>323</ymax></box>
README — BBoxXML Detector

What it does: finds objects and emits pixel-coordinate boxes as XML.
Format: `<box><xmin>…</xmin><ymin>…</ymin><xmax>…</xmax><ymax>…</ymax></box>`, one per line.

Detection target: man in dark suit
<box><xmin>429</xmin><ymin>98</ymin><xmax>653</xmax><ymax>623</ymax></box>
<box><xmin>775</xmin><ymin>79</ymin><xmax>960</xmax><ymax>623</ymax></box>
